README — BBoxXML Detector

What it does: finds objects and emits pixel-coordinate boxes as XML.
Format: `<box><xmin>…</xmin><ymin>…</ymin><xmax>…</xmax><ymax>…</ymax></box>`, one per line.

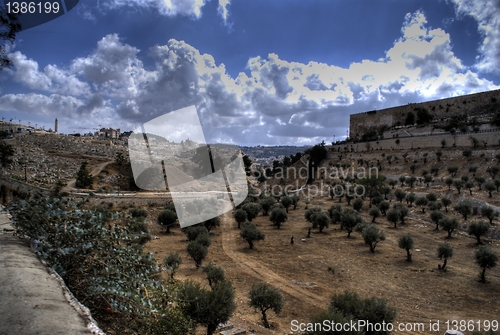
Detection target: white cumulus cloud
<box><xmin>2</xmin><ymin>11</ymin><xmax>499</xmax><ymax>145</ymax></box>
<box><xmin>448</xmin><ymin>0</ymin><xmax>500</xmax><ymax>74</ymax></box>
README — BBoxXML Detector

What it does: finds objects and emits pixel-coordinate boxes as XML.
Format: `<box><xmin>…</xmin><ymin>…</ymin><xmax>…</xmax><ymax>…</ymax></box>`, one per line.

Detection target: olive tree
<box><xmin>394</xmin><ymin>189</ymin><xmax>406</xmax><ymax>203</ymax></box>
<box><xmin>242</xmin><ymin>202</ymin><xmax>262</xmax><ymax>221</ymax></box>
<box><xmin>485</xmin><ymin>182</ymin><xmax>496</xmax><ymax>198</ymax></box>
<box><xmin>249</xmin><ymin>281</ymin><xmax>284</xmax><ymax>328</ymax></box>
<box><xmin>180</xmin><ymin>279</ymin><xmax>236</xmax><ymax>335</ymax></box>
<box><xmin>378</xmin><ymin>201</ymin><xmax>390</xmax><ymax>215</ymax></box>
<box><xmin>280</xmin><ymin>196</ymin><xmax>293</xmax><ymax>213</ymax></box>
<box><xmin>455</xmin><ymin>200</ymin><xmax>472</xmax><ymax>220</ymax></box>
<box><xmin>437</xmin><ymin>243</ymin><xmax>453</xmax><ymax>271</ymax></box>
<box><xmin>233</xmin><ymin>209</ymin><xmax>247</xmax><ymax>228</ymax></box>
<box><xmin>270</xmin><ymin>208</ymin><xmax>288</xmax><ymax>229</ymax></box>
<box><xmin>387</xmin><ymin>209</ymin><xmax>400</xmax><ymax>228</ymax></box>
<box><xmin>369</xmin><ymin>207</ymin><xmax>381</xmax><ymax>223</ymax></box>
<box><xmin>240</xmin><ymin>222</ymin><xmax>265</xmax><ymax>249</ymax></box>
<box><xmin>481</xmin><ymin>205</ymin><xmax>499</xmax><ymax>224</ymax></box>
<box><xmin>360</xmin><ymin>224</ymin><xmax>386</xmax><ymax>253</ymax></box>
<box><xmin>439</xmin><ymin>217</ymin><xmax>459</xmax><ymax>238</ymax></box>
<box><xmin>353</xmin><ymin>197</ymin><xmax>364</xmax><ymax>212</ymax></box>
<box><xmin>186</xmin><ymin>241</ymin><xmax>208</xmax><ymax>268</ymax></box>
<box><xmin>475</xmin><ymin>246</ymin><xmax>498</xmax><ymax>283</ymax></box>
<box><xmin>398</xmin><ymin>234</ymin><xmax>414</xmax><ymax>262</ymax></box>
<box><xmin>312</xmin><ymin>211</ymin><xmax>330</xmax><ymax>233</ymax></box>
<box><xmin>260</xmin><ymin>196</ymin><xmax>276</xmax><ymax>215</ymax></box>
<box><xmin>467</xmin><ymin>221</ymin><xmax>490</xmax><ymax>245</ymax></box>
<box><xmin>163</xmin><ymin>252</ymin><xmax>182</xmax><ymax>280</ymax></box>
<box><xmin>341</xmin><ymin>208</ymin><xmax>363</xmax><ymax>237</ymax></box>
<box><xmin>203</xmin><ymin>263</ymin><xmax>225</xmax><ymax>288</ymax></box>
<box><xmin>157</xmin><ymin>209</ymin><xmax>177</xmax><ymax>233</ymax></box>
<box><xmin>415</xmin><ymin>197</ymin><xmax>428</xmax><ymax>213</ymax></box>
<box><xmin>430</xmin><ymin>210</ymin><xmax>445</xmax><ymax>231</ymax></box>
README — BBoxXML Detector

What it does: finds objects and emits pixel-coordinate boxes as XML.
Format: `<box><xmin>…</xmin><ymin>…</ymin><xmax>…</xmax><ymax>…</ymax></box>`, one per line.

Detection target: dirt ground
<box><xmin>143</xmin><ymin>180</ymin><xmax>500</xmax><ymax>335</ymax></box>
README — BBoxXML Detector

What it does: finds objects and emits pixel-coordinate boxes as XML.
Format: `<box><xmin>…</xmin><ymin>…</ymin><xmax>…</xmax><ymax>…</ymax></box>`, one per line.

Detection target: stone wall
<box><xmin>350</xmin><ymin>89</ymin><xmax>500</xmax><ymax>138</ymax></box>
<box><xmin>332</xmin><ymin>128</ymin><xmax>500</xmax><ymax>153</ymax></box>
<box><xmin>0</xmin><ymin>176</ymin><xmax>50</xmax><ymax>204</ymax></box>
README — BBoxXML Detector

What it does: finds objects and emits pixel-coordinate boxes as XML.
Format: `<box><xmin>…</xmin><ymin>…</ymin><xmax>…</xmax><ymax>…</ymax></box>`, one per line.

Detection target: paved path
<box><xmin>0</xmin><ymin>206</ymin><xmax>100</xmax><ymax>335</ymax></box>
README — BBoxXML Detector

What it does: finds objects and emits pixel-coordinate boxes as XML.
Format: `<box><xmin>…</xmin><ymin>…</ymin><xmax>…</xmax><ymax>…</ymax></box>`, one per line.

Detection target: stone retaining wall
<box><xmin>332</xmin><ymin>129</ymin><xmax>500</xmax><ymax>152</ymax></box>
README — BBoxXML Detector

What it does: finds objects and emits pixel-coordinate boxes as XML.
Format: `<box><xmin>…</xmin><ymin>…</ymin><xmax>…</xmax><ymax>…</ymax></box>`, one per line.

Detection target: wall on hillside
<box><xmin>350</xmin><ymin>89</ymin><xmax>500</xmax><ymax>138</ymax></box>
<box><xmin>332</xmin><ymin>129</ymin><xmax>500</xmax><ymax>153</ymax></box>
<box><xmin>0</xmin><ymin>176</ymin><xmax>50</xmax><ymax>204</ymax></box>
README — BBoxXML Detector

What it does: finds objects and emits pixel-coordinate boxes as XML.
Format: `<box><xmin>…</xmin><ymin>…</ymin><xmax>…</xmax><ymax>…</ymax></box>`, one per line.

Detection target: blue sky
<box><xmin>1</xmin><ymin>0</ymin><xmax>499</xmax><ymax>145</ymax></box>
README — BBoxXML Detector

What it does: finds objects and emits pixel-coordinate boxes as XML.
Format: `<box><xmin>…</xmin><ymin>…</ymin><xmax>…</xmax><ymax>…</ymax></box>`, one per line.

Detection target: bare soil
<box><xmin>144</xmin><ymin>183</ymin><xmax>500</xmax><ymax>334</ymax></box>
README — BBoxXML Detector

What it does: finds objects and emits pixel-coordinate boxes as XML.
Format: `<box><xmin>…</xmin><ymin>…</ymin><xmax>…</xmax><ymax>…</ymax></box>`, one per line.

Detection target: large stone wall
<box><xmin>350</xmin><ymin>89</ymin><xmax>500</xmax><ymax>138</ymax></box>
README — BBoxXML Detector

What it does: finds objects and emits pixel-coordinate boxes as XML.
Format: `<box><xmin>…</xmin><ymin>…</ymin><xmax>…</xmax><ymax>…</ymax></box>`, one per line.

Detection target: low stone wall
<box><xmin>0</xmin><ymin>176</ymin><xmax>50</xmax><ymax>204</ymax></box>
<box><xmin>332</xmin><ymin>129</ymin><xmax>500</xmax><ymax>152</ymax></box>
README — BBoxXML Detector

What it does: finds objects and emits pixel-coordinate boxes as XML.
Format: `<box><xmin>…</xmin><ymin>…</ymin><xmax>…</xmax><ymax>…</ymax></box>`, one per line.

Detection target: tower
<box><xmin>55</xmin><ymin>118</ymin><xmax>58</xmax><ymax>133</ymax></box>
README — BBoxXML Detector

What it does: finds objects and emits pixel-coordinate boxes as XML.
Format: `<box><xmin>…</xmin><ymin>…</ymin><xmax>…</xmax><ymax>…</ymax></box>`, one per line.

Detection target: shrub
<box><xmin>128</xmin><ymin>217</ymin><xmax>148</xmax><ymax>234</ymax></box>
<box><xmin>129</xmin><ymin>207</ymin><xmax>148</xmax><ymax>218</ymax></box>
<box><xmin>10</xmin><ymin>196</ymin><xmax>190</xmax><ymax>334</ymax></box>
<box><xmin>75</xmin><ymin>162</ymin><xmax>93</xmax><ymax>189</ymax></box>
<box><xmin>328</xmin><ymin>291</ymin><xmax>396</xmax><ymax>335</ymax></box>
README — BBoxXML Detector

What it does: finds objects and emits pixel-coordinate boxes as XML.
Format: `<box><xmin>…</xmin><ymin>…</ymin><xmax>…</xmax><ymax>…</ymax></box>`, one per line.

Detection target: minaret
<box><xmin>55</xmin><ymin>118</ymin><xmax>58</xmax><ymax>133</ymax></box>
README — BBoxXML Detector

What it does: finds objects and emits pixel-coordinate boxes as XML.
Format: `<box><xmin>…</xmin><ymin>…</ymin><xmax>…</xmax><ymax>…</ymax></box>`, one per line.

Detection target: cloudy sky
<box><xmin>1</xmin><ymin>0</ymin><xmax>499</xmax><ymax>146</ymax></box>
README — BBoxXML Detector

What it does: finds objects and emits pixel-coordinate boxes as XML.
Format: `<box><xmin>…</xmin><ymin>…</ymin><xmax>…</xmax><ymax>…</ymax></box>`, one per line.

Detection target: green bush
<box><xmin>307</xmin><ymin>290</ymin><xmax>396</xmax><ymax>335</ymax></box>
<box><xmin>10</xmin><ymin>196</ymin><xmax>189</xmax><ymax>334</ymax></box>
<box><xmin>129</xmin><ymin>207</ymin><xmax>148</xmax><ymax>218</ymax></box>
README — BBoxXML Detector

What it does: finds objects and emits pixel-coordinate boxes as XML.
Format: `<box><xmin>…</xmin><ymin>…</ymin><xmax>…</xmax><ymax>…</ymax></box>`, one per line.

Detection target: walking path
<box><xmin>0</xmin><ymin>206</ymin><xmax>101</xmax><ymax>335</ymax></box>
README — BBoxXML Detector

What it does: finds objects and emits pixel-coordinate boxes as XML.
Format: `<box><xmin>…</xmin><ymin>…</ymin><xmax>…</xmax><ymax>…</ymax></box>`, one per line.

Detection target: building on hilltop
<box><xmin>95</xmin><ymin>128</ymin><xmax>121</xmax><ymax>139</ymax></box>
<box><xmin>349</xmin><ymin>89</ymin><xmax>500</xmax><ymax>140</ymax></box>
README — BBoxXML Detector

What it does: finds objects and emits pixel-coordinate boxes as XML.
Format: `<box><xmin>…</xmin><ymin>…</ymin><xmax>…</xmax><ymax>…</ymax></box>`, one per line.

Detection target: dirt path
<box><xmin>64</xmin><ymin>160</ymin><xmax>114</xmax><ymax>191</ymax></box>
<box><xmin>220</xmin><ymin>212</ymin><xmax>328</xmax><ymax>309</ymax></box>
